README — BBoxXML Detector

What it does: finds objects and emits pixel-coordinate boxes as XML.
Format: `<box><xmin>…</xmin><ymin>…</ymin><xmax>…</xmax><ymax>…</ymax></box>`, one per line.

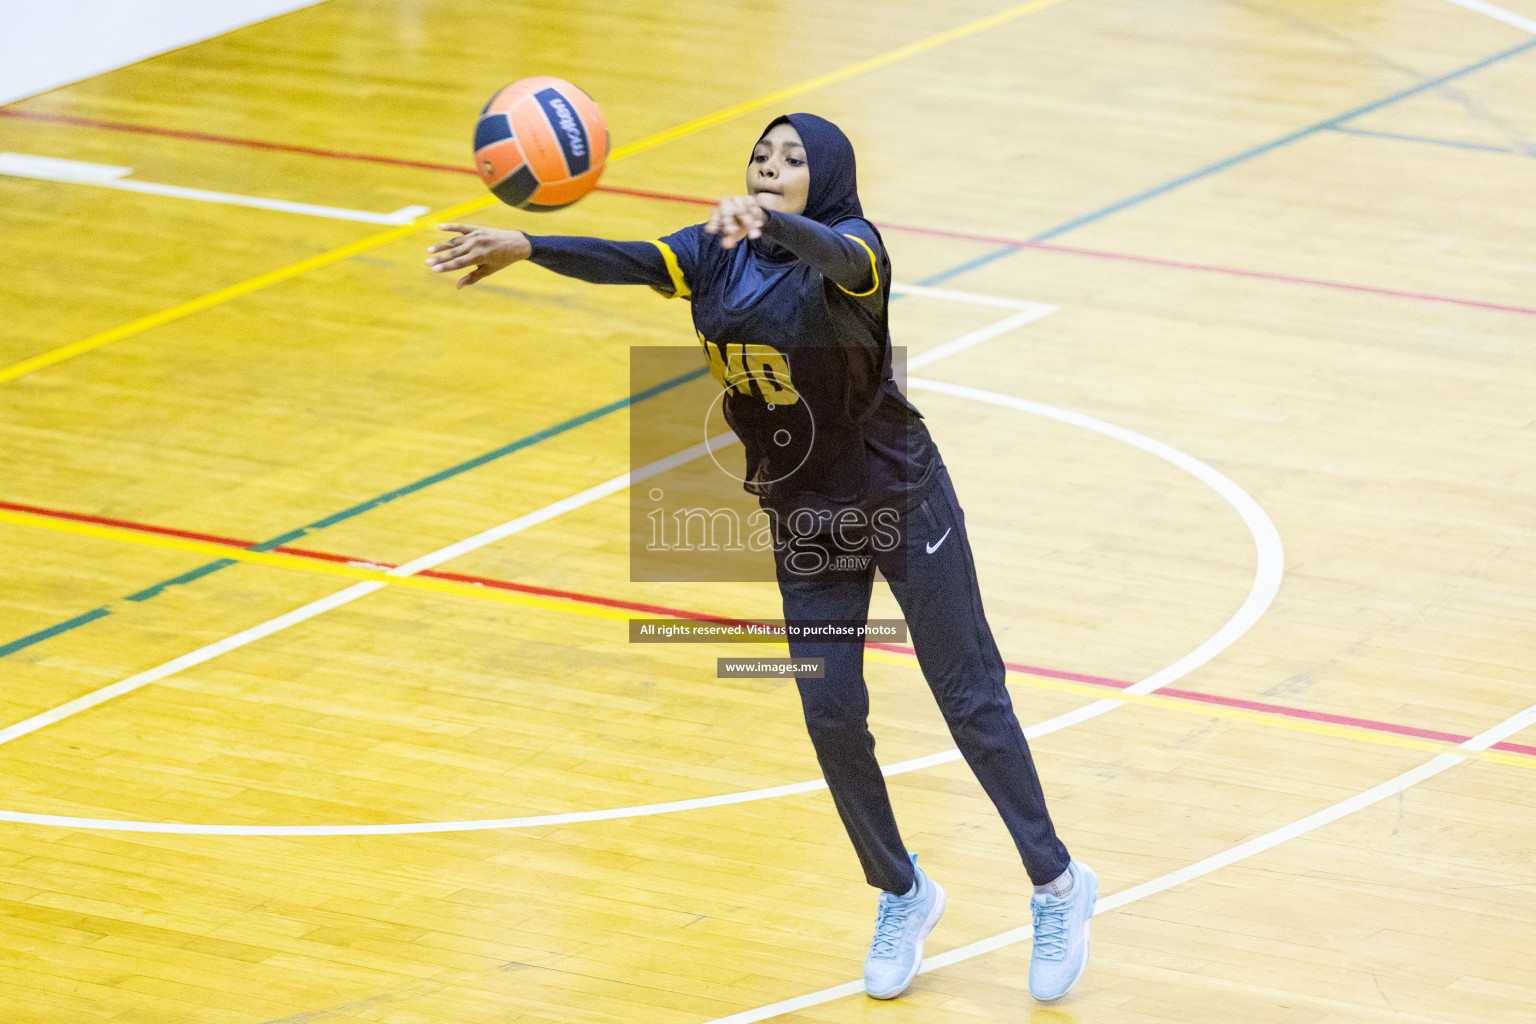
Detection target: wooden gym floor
<box><xmin>2</xmin><ymin>1</ymin><xmax>1535</xmax><ymax>1021</ymax></box>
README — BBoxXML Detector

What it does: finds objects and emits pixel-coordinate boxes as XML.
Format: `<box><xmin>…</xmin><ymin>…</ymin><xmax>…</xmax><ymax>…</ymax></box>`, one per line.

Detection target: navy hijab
<box><xmin>756</xmin><ymin>112</ymin><xmax>865</xmax><ymax>225</ymax></box>
<box><xmin>751</xmin><ymin>112</ymin><xmax>889</xmax><ymax>294</ymax></box>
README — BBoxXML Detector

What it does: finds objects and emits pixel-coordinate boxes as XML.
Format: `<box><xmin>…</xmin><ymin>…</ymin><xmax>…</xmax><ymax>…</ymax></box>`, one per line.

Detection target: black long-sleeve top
<box><xmin>525</xmin><ymin>210</ymin><xmax>940</xmax><ymax>514</ymax></box>
<box><xmin>526</xmin><ymin>208</ymin><xmax>878</xmax><ymax>297</ymax></box>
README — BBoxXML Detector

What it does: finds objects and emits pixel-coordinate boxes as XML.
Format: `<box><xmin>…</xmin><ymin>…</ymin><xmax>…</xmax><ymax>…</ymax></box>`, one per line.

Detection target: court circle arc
<box><xmin>0</xmin><ymin>385</ymin><xmax>1283</xmax><ymax>836</ymax></box>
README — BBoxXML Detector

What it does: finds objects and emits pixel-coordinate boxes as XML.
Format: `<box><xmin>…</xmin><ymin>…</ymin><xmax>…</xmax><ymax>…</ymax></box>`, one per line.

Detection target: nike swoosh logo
<box><xmin>925</xmin><ymin>527</ymin><xmax>952</xmax><ymax>554</ymax></box>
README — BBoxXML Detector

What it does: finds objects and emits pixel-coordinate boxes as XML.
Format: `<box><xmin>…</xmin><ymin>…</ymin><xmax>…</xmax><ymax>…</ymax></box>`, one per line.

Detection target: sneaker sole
<box><xmin>866</xmin><ymin>881</ymin><xmax>947</xmax><ymax>1000</ymax></box>
<box><xmin>1031</xmin><ymin>865</ymin><xmax>1098</xmax><ymax>1004</ymax></box>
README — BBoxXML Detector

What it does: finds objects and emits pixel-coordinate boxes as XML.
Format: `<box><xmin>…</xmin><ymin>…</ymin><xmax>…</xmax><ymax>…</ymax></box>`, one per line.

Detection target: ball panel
<box><xmin>473</xmin><ymin>138</ymin><xmax>525</xmax><ymax>188</ymax></box>
<box><xmin>509</xmin><ymin>99</ymin><xmax>572</xmax><ymax>184</ymax></box>
<box><xmin>525</xmin><ymin>166</ymin><xmax>604</xmax><ymax>209</ymax></box>
<box><xmin>472</xmin><ymin>112</ymin><xmax>513</xmax><ymax>152</ymax></box>
<box><xmin>490</xmin><ymin>164</ymin><xmax>541</xmax><ymax>208</ymax></box>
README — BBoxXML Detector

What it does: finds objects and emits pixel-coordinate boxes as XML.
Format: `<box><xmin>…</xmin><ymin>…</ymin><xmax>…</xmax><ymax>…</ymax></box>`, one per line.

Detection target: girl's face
<box><xmin>747</xmin><ymin>123</ymin><xmax>809</xmax><ymax>215</ymax></box>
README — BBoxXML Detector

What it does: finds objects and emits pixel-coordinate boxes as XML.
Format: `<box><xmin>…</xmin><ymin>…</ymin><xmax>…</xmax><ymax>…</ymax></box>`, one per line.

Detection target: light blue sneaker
<box><xmin>1028</xmin><ymin>860</ymin><xmax>1097</xmax><ymax>1002</ymax></box>
<box><xmin>863</xmin><ymin>854</ymin><xmax>946</xmax><ymax>1000</ymax></box>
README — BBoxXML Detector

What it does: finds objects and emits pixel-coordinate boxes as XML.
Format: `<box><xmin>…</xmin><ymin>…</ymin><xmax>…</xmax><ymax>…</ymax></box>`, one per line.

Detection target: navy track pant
<box><xmin>775</xmin><ymin>465</ymin><xmax>1071</xmax><ymax>893</ymax></box>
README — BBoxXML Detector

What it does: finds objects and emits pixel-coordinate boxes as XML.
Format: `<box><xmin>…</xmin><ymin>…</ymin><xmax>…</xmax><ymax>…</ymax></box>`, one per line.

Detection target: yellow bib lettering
<box><xmin>697</xmin><ymin>336</ymin><xmax>799</xmax><ymax>405</ymax></box>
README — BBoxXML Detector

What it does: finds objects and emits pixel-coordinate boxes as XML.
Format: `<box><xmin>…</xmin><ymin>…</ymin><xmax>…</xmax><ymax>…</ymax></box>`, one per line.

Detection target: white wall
<box><xmin>0</xmin><ymin>0</ymin><xmax>327</xmax><ymax>105</ymax></box>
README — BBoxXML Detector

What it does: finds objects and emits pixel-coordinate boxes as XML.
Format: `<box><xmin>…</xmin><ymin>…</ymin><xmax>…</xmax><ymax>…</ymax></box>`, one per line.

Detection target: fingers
<box><xmin>428</xmin><ymin>236</ymin><xmax>480</xmax><ymax>271</ymax></box>
<box><xmin>719</xmin><ymin>198</ymin><xmax>740</xmax><ymax>239</ymax></box>
<box><xmin>426</xmin><ymin>226</ymin><xmax>478</xmax><ymax>259</ymax></box>
<box><xmin>427</xmin><ymin>230</ymin><xmax>483</xmax><ymax>269</ymax></box>
<box><xmin>741</xmin><ymin>197</ymin><xmax>764</xmax><ymax>240</ymax></box>
<box><xmin>430</xmin><ymin>252</ymin><xmax>481</xmax><ymax>272</ymax></box>
<box><xmin>427</xmin><ymin>227</ymin><xmax>525</xmax><ymax>287</ymax></box>
<box><xmin>726</xmin><ymin>208</ymin><xmax>763</xmax><ymax>248</ymax></box>
<box><xmin>708</xmin><ymin>196</ymin><xmax>765</xmax><ymax>249</ymax></box>
<box><xmin>426</xmin><ymin>235</ymin><xmax>471</xmax><ymax>255</ymax></box>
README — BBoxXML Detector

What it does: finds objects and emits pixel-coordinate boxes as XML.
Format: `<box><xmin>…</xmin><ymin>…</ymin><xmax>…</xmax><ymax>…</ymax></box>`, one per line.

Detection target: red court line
<box><xmin>1155</xmin><ymin>687</ymin><xmax>1472</xmax><ymax>745</ymax></box>
<box><xmin>869</xmin><ymin>641</ymin><xmax>1132</xmax><ymax>689</ymax></box>
<box><xmin>8</xmin><ymin>108</ymin><xmax>1535</xmax><ymax>317</ymax></box>
<box><xmin>0</xmin><ymin>109</ymin><xmax>713</xmax><ymax>209</ymax></box>
<box><xmin>0</xmin><ymin>499</ymin><xmax>743</xmax><ymax>624</ymax></box>
<box><xmin>950</xmin><ymin>235</ymin><xmax>1536</xmax><ymax>319</ymax></box>
<box><xmin>871</xmin><ymin>642</ymin><xmax>1527</xmax><ymax>750</ymax></box>
<box><xmin>0</xmin><ymin>109</ymin><xmax>477</xmax><ymax>174</ymax></box>
<box><xmin>6</xmin><ymin>497</ymin><xmax>1533</xmax><ymax>759</ymax></box>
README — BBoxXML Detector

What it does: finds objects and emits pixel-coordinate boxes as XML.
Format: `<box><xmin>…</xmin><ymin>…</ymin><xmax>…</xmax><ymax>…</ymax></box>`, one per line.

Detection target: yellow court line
<box><xmin>5</xmin><ymin>503</ymin><xmax>1534</xmax><ymax>773</ymax></box>
<box><xmin>0</xmin><ymin>507</ymin><xmax>631</xmax><ymax>623</ymax></box>
<box><xmin>0</xmin><ymin>194</ymin><xmax>487</xmax><ymax>386</ymax></box>
<box><xmin>0</xmin><ymin>0</ymin><xmax>1072</xmax><ymax>386</ymax></box>
<box><xmin>614</xmin><ymin>0</ymin><xmax>1073</xmax><ymax>153</ymax></box>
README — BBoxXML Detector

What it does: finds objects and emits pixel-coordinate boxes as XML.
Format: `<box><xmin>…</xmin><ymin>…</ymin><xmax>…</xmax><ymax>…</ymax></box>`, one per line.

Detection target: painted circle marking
<box><xmin>0</xmin><ymin>384</ymin><xmax>1281</xmax><ymax>835</ymax></box>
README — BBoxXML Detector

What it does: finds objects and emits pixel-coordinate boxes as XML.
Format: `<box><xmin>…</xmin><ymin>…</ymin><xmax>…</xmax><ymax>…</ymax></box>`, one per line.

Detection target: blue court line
<box><xmin>917</xmin><ymin>246</ymin><xmax>1024</xmax><ymax>288</ymax></box>
<box><xmin>1029</xmin><ymin>36</ymin><xmax>1536</xmax><ymax>243</ymax></box>
<box><xmin>0</xmin><ymin>365</ymin><xmax>707</xmax><ymax>657</ymax></box>
<box><xmin>1324</xmin><ymin>124</ymin><xmax>1532</xmax><ymax>157</ymax></box>
<box><xmin>0</xmin><ymin>607</ymin><xmax>112</xmax><ymax>659</ymax></box>
<box><xmin>910</xmin><ymin>38</ymin><xmax>1536</xmax><ymax>289</ymax></box>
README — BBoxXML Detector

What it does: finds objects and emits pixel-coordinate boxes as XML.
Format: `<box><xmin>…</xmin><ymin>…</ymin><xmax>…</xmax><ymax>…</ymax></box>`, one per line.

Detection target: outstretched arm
<box><xmin>426</xmin><ymin>224</ymin><xmax>678</xmax><ymax>292</ymax></box>
<box><xmin>706</xmin><ymin>197</ymin><xmax>877</xmax><ymax>295</ymax></box>
<box><xmin>759</xmin><ymin>210</ymin><xmax>878</xmax><ymax>296</ymax></box>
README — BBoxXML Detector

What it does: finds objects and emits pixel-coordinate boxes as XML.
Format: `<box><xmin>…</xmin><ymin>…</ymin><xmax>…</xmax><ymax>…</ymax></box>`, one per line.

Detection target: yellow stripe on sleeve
<box><xmin>649</xmin><ymin>240</ymin><xmax>692</xmax><ymax>299</ymax></box>
<box><xmin>838</xmin><ymin>233</ymin><xmax>881</xmax><ymax>297</ymax></box>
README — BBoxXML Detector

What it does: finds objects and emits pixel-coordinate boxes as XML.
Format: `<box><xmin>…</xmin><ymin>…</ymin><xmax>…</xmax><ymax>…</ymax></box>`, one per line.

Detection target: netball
<box><xmin>472</xmin><ymin>75</ymin><xmax>608</xmax><ymax>210</ymax></box>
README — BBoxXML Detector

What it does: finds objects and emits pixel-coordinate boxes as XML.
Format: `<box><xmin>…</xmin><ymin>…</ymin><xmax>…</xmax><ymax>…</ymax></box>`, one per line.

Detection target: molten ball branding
<box><xmin>535</xmin><ymin>88</ymin><xmax>591</xmax><ymax>175</ymax></box>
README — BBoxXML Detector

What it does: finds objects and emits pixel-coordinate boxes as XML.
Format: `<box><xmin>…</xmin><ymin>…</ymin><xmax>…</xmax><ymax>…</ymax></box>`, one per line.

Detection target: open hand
<box><xmin>704</xmin><ymin>195</ymin><xmax>767</xmax><ymax>249</ymax></box>
<box><xmin>426</xmin><ymin>224</ymin><xmax>532</xmax><ymax>289</ymax></box>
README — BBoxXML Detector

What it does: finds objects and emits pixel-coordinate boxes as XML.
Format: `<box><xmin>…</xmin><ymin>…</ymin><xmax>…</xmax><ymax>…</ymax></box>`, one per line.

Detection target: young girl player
<box><xmin>426</xmin><ymin>112</ymin><xmax>1096</xmax><ymax>1003</ymax></box>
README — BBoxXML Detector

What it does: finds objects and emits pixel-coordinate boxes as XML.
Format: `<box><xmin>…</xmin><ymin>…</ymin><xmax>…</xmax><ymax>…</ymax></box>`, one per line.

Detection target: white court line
<box><xmin>907</xmin><ymin>378</ymin><xmax>1285</xmax><ymax>698</ymax></box>
<box><xmin>891</xmin><ymin>282</ymin><xmax>1058</xmax><ymax>373</ymax></box>
<box><xmin>889</xmin><ymin>282</ymin><xmax>1053</xmax><ymax>311</ymax></box>
<box><xmin>1443</xmin><ymin>0</ymin><xmax>1536</xmax><ymax>34</ymax></box>
<box><xmin>0</xmin><ymin>152</ymin><xmax>430</xmax><ymax>225</ymax></box>
<box><xmin>0</xmin><ymin>284</ymin><xmax>1052</xmax><ymax>758</ymax></box>
<box><xmin>699</xmin><ymin>704</ymin><xmax>1536</xmax><ymax>1024</ymax></box>
<box><xmin>0</xmin><ymin>285</ymin><xmax>1280</xmax><ymax>837</ymax></box>
<box><xmin>889</xmin><ymin>283</ymin><xmax>1059</xmax><ymax>374</ymax></box>
<box><xmin>905</xmin><ymin>307</ymin><xmax>1057</xmax><ymax>370</ymax></box>
<box><xmin>0</xmin><ymin>583</ymin><xmax>385</xmax><ymax>750</ymax></box>
<box><xmin>0</xmin><ymin>430</ymin><xmax>740</xmax><ymax>751</ymax></box>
